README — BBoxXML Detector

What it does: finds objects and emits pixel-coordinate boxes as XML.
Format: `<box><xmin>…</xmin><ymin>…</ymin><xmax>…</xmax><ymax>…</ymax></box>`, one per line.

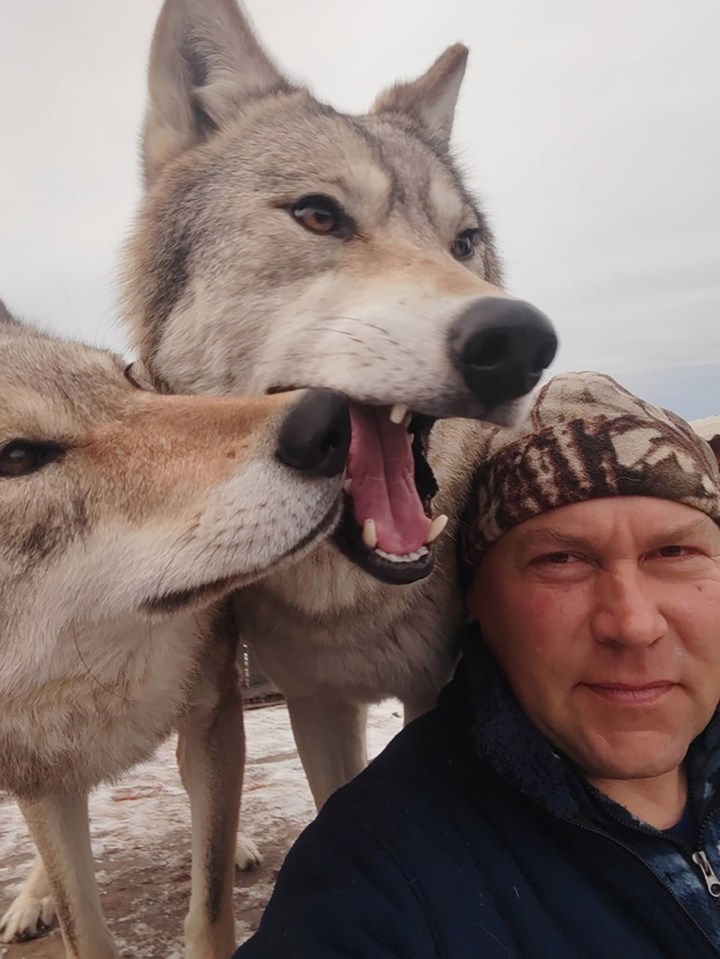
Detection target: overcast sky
<box><xmin>1</xmin><ymin>0</ymin><xmax>719</xmax><ymax>417</ymax></box>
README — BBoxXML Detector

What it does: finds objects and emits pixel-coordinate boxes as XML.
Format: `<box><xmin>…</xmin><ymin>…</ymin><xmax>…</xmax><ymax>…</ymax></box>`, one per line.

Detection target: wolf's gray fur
<box><xmin>123</xmin><ymin>0</ymin><xmax>557</xmax><ymax>811</ymax></box>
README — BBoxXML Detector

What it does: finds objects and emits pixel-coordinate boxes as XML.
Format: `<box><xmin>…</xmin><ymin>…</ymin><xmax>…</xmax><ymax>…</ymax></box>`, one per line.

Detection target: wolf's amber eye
<box><xmin>289</xmin><ymin>195</ymin><xmax>352</xmax><ymax>237</ymax></box>
<box><xmin>452</xmin><ymin>229</ymin><xmax>480</xmax><ymax>260</ymax></box>
<box><xmin>0</xmin><ymin>440</ymin><xmax>65</xmax><ymax>478</ymax></box>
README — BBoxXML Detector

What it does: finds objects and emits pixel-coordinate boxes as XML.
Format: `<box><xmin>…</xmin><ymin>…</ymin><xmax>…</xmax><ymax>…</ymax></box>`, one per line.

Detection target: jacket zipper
<box><xmin>584</xmin><ymin>781</ymin><xmax>720</xmax><ymax>906</ymax></box>
<box><xmin>691</xmin><ymin>792</ymin><xmax>720</xmax><ymax>897</ymax></box>
<box><xmin>692</xmin><ymin>851</ymin><xmax>720</xmax><ymax>897</ymax></box>
<box><xmin>559</xmin><ymin>816</ymin><xmax>720</xmax><ymax>955</ymax></box>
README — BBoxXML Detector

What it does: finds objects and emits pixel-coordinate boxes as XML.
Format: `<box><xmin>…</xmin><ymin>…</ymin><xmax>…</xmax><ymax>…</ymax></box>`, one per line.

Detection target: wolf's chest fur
<box><xmin>0</xmin><ymin>612</ymin><xmax>203</xmax><ymax>798</ymax></box>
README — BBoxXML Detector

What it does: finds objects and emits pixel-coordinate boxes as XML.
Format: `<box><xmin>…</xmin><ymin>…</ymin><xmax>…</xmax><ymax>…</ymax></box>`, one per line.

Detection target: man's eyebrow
<box><xmin>642</xmin><ymin>517</ymin><xmax>715</xmax><ymax>547</ymax></box>
<box><xmin>513</xmin><ymin>528</ymin><xmax>592</xmax><ymax>551</ymax></box>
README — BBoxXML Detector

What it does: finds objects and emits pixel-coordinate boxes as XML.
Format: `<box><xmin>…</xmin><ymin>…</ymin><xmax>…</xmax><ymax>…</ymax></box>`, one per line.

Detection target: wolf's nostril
<box><xmin>321</xmin><ymin>431</ymin><xmax>342</xmax><ymax>455</ymax></box>
<box><xmin>469</xmin><ymin>331</ymin><xmax>512</xmax><ymax>369</ymax></box>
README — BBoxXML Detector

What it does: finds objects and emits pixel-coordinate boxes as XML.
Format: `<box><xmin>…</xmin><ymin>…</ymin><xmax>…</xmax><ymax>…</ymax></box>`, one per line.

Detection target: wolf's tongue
<box><xmin>347</xmin><ymin>405</ymin><xmax>431</xmax><ymax>555</ymax></box>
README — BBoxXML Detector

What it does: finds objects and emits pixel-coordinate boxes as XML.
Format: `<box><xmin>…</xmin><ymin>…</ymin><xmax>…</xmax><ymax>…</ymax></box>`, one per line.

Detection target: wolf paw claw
<box><xmin>235</xmin><ymin>834</ymin><xmax>263</xmax><ymax>871</ymax></box>
<box><xmin>0</xmin><ymin>892</ymin><xmax>56</xmax><ymax>942</ymax></box>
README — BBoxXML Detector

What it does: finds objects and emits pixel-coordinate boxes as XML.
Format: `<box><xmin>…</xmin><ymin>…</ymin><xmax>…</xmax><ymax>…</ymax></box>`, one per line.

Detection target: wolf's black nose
<box><xmin>449</xmin><ymin>297</ymin><xmax>558</xmax><ymax>410</ymax></box>
<box><xmin>276</xmin><ymin>390</ymin><xmax>351</xmax><ymax>478</ymax></box>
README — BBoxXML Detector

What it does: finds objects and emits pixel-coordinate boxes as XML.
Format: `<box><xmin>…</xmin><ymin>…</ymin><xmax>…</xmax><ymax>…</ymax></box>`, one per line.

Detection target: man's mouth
<box><xmin>332</xmin><ymin>403</ymin><xmax>445</xmax><ymax>585</ymax></box>
<box><xmin>583</xmin><ymin>682</ymin><xmax>676</xmax><ymax>705</ymax></box>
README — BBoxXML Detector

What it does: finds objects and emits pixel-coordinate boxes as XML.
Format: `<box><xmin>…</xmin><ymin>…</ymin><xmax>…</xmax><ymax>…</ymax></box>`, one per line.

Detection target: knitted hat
<box><xmin>460</xmin><ymin>371</ymin><xmax>720</xmax><ymax>572</ymax></box>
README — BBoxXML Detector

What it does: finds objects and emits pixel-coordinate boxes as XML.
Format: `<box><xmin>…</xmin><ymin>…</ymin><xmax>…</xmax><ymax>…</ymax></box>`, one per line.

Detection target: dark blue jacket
<box><xmin>233</xmin><ymin>630</ymin><xmax>720</xmax><ymax>958</ymax></box>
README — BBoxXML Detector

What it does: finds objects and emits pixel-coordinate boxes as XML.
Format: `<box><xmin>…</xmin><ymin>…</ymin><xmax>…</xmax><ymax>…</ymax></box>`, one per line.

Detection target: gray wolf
<box><xmin>122</xmin><ymin>0</ymin><xmax>558</xmax><ymax>816</ymax></box>
<box><xmin>231</xmin><ymin>371</ymin><xmax>720</xmax><ymax>959</ymax></box>
<box><xmin>0</xmin><ymin>305</ymin><xmax>352</xmax><ymax>958</ymax></box>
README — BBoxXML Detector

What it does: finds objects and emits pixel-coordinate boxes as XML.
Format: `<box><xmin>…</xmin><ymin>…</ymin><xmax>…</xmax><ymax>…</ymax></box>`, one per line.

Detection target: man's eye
<box><xmin>538</xmin><ymin>552</ymin><xmax>576</xmax><ymax>565</ymax></box>
<box><xmin>656</xmin><ymin>545</ymin><xmax>690</xmax><ymax>558</ymax></box>
<box><xmin>526</xmin><ymin>551</ymin><xmax>588</xmax><ymax>574</ymax></box>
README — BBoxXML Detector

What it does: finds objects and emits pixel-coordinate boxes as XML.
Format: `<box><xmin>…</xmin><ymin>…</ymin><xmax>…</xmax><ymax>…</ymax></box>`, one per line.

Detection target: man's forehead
<box><xmin>509</xmin><ymin>498</ymin><xmax>719</xmax><ymax>550</ymax></box>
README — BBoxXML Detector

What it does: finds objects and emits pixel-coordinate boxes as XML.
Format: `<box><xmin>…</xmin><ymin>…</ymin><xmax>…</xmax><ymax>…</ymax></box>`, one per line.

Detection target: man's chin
<box><xmin>574</xmin><ymin>736</ymin><xmax>690</xmax><ymax>785</ymax></box>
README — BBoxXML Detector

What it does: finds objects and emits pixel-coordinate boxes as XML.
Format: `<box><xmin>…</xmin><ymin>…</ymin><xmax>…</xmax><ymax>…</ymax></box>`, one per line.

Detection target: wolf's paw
<box><xmin>235</xmin><ymin>834</ymin><xmax>263</xmax><ymax>871</ymax></box>
<box><xmin>0</xmin><ymin>890</ymin><xmax>56</xmax><ymax>942</ymax></box>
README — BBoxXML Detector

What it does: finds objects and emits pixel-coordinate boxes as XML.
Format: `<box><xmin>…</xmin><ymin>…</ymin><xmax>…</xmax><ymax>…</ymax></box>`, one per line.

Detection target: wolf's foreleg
<box><xmin>177</xmin><ymin>610</ymin><xmax>245</xmax><ymax>959</ymax></box>
<box><xmin>15</xmin><ymin>792</ymin><xmax>119</xmax><ymax>959</ymax></box>
<box><xmin>286</xmin><ymin>693</ymin><xmax>369</xmax><ymax>808</ymax></box>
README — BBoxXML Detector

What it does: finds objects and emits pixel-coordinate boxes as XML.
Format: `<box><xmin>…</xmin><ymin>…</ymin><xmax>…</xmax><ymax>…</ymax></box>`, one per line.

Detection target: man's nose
<box><xmin>590</xmin><ymin>567</ymin><xmax>667</xmax><ymax>648</ymax></box>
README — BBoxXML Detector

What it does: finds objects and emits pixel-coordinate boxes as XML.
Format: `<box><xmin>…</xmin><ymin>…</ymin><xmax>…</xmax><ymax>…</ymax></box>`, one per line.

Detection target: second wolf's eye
<box><xmin>289</xmin><ymin>195</ymin><xmax>352</xmax><ymax>237</ymax></box>
<box><xmin>0</xmin><ymin>440</ymin><xmax>65</xmax><ymax>478</ymax></box>
<box><xmin>452</xmin><ymin>229</ymin><xmax>480</xmax><ymax>260</ymax></box>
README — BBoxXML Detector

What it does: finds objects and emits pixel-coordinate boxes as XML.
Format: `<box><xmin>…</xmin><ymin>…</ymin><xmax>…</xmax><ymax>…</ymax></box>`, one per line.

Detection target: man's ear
<box><xmin>370</xmin><ymin>44</ymin><xmax>468</xmax><ymax>148</ymax></box>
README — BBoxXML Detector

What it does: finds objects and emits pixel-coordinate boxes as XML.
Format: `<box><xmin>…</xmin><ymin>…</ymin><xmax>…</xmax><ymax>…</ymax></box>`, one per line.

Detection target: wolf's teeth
<box><xmin>389</xmin><ymin>403</ymin><xmax>408</xmax><ymax>425</ymax></box>
<box><xmin>427</xmin><ymin>514</ymin><xmax>449</xmax><ymax>543</ymax></box>
<box><xmin>375</xmin><ymin>546</ymin><xmax>429</xmax><ymax>563</ymax></box>
<box><xmin>362</xmin><ymin>519</ymin><xmax>378</xmax><ymax>549</ymax></box>
<box><xmin>343</xmin><ymin>479</ymin><xmax>353</xmax><ymax>493</ymax></box>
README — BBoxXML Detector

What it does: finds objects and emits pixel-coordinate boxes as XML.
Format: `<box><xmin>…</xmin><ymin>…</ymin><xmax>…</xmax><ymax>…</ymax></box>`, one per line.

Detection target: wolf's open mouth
<box><xmin>333</xmin><ymin>404</ymin><xmax>442</xmax><ymax>585</ymax></box>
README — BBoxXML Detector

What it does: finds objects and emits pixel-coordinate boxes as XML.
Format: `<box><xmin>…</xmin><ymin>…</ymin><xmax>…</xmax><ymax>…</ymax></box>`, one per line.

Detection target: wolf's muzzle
<box><xmin>449</xmin><ymin>297</ymin><xmax>558</xmax><ymax>410</ymax></box>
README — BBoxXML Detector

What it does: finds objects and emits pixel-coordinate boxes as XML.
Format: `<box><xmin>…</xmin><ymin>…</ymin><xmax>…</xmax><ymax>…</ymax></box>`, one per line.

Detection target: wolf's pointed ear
<box><xmin>371</xmin><ymin>44</ymin><xmax>468</xmax><ymax>147</ymax></box>
<box><xmin>143</xmin><ymin>0</ymin><xmax>293</xmax><ymax>186</ymax></box>
<box><xmin>124</xmin><ymin>359</ymin><xmax>160</xmax><ymax>392</ymax></box>
<box><xmin>0</xmin><ymin>299</ymin><xmax>20</xmax><ymax>326</ymax></box>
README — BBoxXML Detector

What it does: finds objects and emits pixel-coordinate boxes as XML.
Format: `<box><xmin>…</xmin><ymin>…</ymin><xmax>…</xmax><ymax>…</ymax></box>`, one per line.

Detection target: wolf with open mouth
<box><xmin>123</xmin><ymin>0</ymin><xmax>558</xmax><ymax>813</ymax></box>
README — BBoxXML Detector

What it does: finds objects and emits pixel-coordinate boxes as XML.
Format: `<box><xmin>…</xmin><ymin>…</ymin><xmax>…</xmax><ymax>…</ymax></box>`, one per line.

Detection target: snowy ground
<box><xmin>0</xmin><ymin>700</ymin><xmax>403</xmax><ymax>958</ymax></box>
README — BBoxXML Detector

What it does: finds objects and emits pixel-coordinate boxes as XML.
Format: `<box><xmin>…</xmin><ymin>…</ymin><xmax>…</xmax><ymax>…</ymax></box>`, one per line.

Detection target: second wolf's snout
<box><xmin>277</xmin><ymin>391</ymin><xmax>351</xmax><ymax>478</ymax></box>
<box><xmin>449</xmin><ymin>297</ymin><xmax>558</xmax><ymax>412</ymax></box>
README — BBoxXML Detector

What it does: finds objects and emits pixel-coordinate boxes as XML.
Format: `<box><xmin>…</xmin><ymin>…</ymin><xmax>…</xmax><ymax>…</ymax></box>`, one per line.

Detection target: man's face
<box><xmin>467</xmin><ymin>497</ymin><xmax>720</xmax><ymax>781</ymax></box>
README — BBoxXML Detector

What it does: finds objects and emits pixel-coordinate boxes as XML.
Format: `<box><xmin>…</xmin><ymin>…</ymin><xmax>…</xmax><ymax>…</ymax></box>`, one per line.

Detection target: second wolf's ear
<box><xmin>124</xmin><ymin>360</ymin><xmax>159</xmax><ymax>392</ymax></box>
<box><xmin>371</xmin><ymin>44</ymin><xmax>469</xmax><ymax>148</ymax></box>
<box><xmin>143</xmin><ymin>0</ymin><xmax>293</xmax><ymax>186</ymax></box>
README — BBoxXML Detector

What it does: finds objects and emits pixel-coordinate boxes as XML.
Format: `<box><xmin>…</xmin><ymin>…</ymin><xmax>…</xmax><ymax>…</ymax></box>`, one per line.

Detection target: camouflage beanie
<box><xmin>461</xmin><ymin>371</ymin><xmax>720</xmax><ymax>572</ymax></box>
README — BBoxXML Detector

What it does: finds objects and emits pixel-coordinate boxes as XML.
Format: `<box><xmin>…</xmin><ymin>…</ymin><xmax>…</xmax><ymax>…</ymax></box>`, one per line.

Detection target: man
<box><xmin>234</xmin><ymin>372</ymin><xmax>720</xmax><ymax>958</ymax></box>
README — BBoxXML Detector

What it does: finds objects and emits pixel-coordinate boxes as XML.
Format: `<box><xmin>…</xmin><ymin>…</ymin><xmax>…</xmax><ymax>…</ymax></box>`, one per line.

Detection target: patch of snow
<box><xmin>0</xmin><ymin>699</ymin><xmax>403</xmax><ymax>958</ymax></box>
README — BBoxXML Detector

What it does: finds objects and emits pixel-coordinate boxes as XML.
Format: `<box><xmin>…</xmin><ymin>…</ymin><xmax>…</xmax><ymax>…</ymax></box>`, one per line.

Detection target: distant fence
<box><xmin>238</xmin><ymin>640</ymin><xmax>284</xmax><ymax>709</ymax></box>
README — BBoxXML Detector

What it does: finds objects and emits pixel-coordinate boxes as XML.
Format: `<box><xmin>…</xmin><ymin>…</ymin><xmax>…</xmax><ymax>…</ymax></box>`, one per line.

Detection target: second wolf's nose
<box><xmin>449</xmin><ymin>297</ymin><xmax>558</xmax><ymax>410</ymax></box>
<box><xmin>276</xmin><ymin>390</ymin><xmax>351</xmax><ymax>478</ymax></box>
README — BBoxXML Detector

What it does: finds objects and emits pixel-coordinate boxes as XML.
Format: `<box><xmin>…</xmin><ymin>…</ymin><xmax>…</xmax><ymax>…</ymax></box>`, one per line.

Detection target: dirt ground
<box><xmin>0</xmin><ymin>701</ymin><xmax>402</xmax><ymax>958</ymax></box>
